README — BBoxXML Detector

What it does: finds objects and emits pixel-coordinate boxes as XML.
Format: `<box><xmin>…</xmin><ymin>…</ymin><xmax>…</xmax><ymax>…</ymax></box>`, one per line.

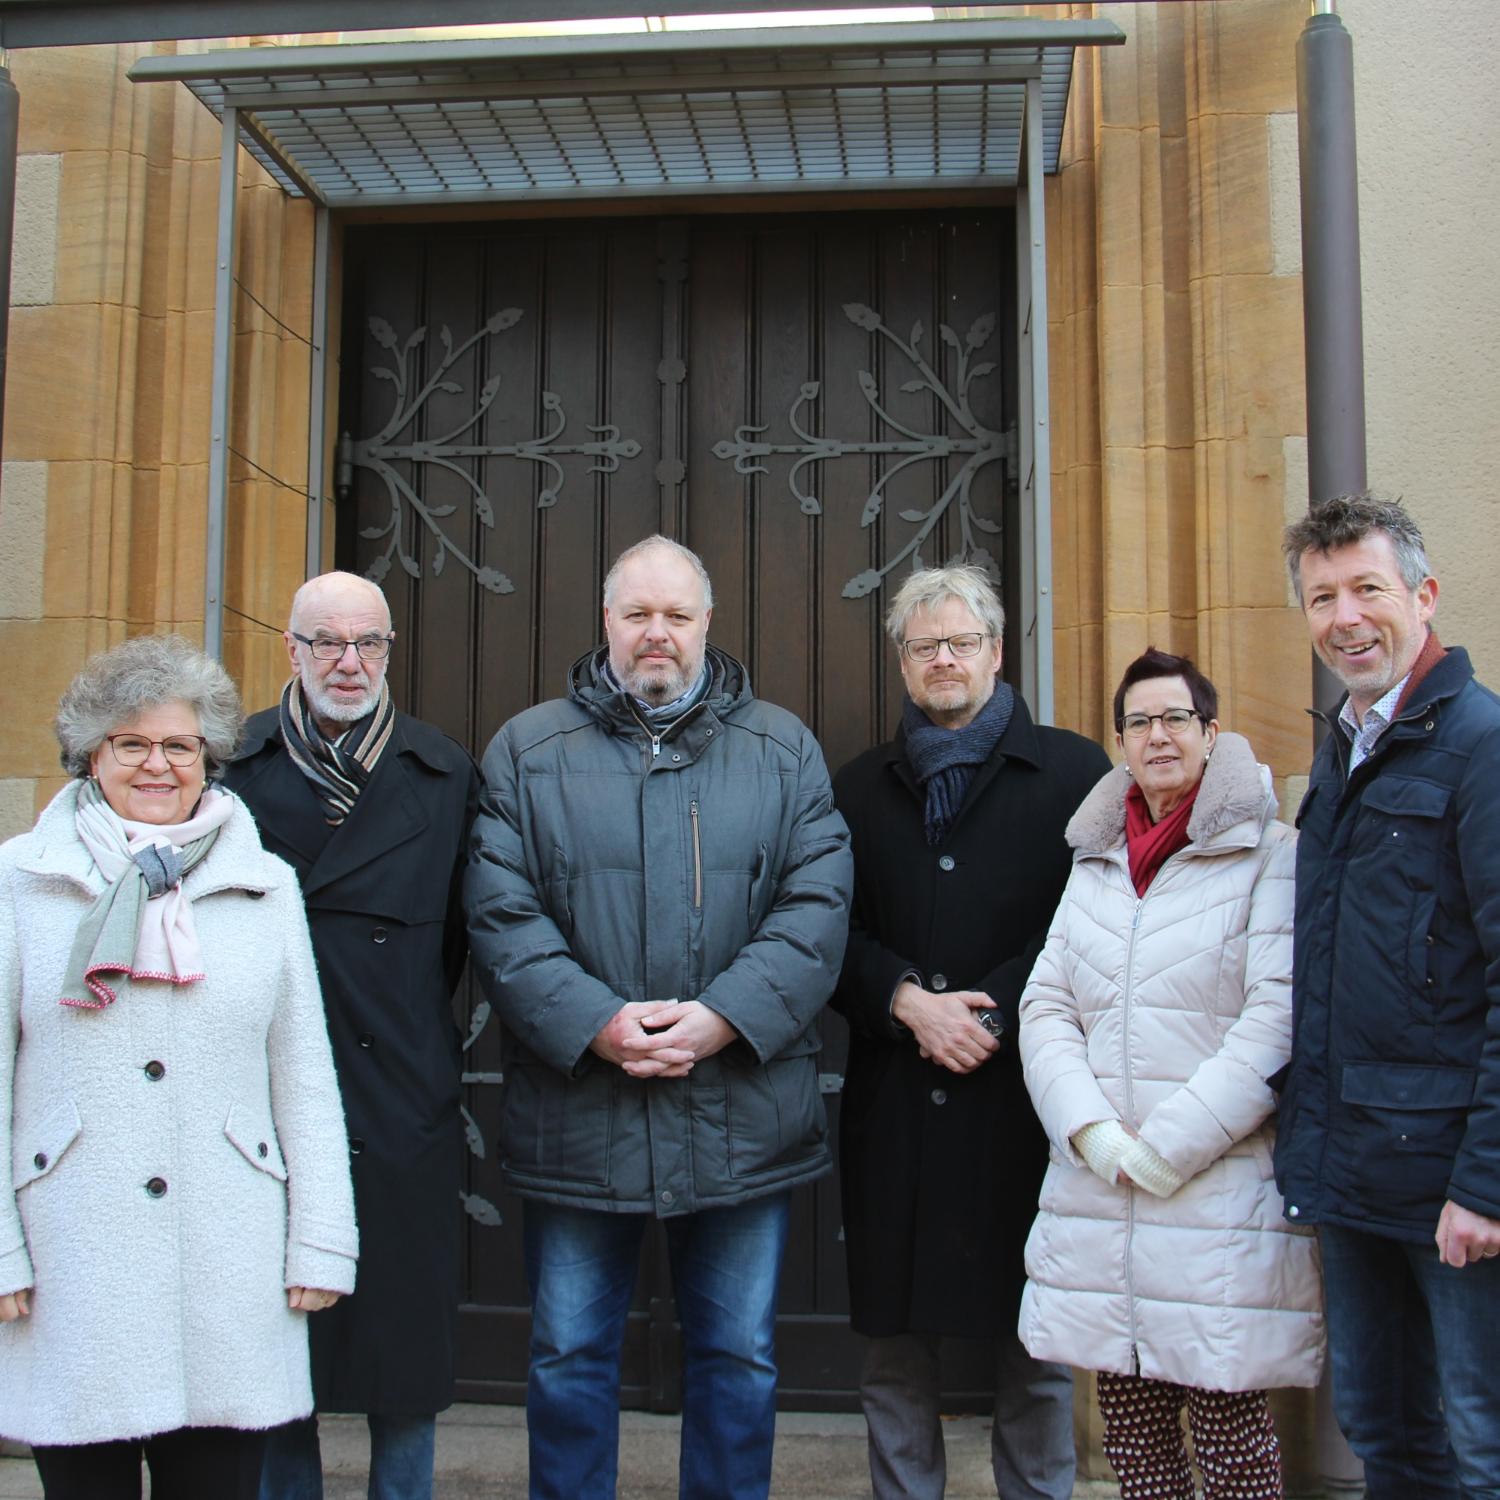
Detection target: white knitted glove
<box><xmin>1118</xmin><ymin>1137</ymin><xmax>1186</xmax><ymax>1198</ymax></box>
<box><xmin>1072</xmin><ymin>1119</ymin><xmax>1133</xmax><ymax>1186</ymax></box>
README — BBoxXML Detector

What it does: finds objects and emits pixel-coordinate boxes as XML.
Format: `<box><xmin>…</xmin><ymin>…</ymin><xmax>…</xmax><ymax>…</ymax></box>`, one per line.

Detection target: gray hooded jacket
<box><xmin>465</xmin><ymin>645</ymin><xmax>853</xmax><ymax>1215</ymax></box>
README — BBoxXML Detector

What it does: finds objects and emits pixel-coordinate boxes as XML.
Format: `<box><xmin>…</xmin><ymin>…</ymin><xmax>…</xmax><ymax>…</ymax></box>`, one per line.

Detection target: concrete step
<box><xmin>0</xmin><ymin>1407</ymin><xmax>1124</xmax><ymax>1499</ymax></box>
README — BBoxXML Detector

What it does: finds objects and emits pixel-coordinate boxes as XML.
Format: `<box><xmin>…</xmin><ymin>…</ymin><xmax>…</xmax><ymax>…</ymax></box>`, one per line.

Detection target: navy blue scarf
<box><xmin>902</xmin><ymin>681</ymin><xmax>1015</xmax><ymax>846</ymax></box>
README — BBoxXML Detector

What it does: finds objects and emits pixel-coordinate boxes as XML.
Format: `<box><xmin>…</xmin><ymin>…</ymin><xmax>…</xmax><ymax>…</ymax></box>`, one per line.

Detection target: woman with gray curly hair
<box><xmin>0</xmin><ymin>635</ymin><xmax>357</xmax><ymax>1500</ymax></box>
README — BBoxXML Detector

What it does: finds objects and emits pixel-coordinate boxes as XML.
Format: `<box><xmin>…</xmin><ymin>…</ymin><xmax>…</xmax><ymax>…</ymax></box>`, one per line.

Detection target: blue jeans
<box><xmin>523</xmin><ymin>1193</ymin><xmax>791</xmax><ymax>1500</ymax></box>
<box><xmin>1320</xmin><ymin>1223</ymin><xmax>1500</xmax><ymax>1499</ymax></box>
<box><xmin>258</xmin><ymin>1412</ymin><xmax>437</xmax><ymax>1500</ymax></box>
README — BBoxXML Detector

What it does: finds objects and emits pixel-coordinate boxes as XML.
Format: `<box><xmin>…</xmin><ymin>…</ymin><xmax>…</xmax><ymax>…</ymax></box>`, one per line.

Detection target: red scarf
<box><xmin>1392</xmin><ymin>629</ymin><xmax>1447</xmax><ymax>719</ymax></box>
<box><xmin>1124</xmin><ymin>777</ymin><xmax>1200</xmax><ymax>896</ymax></box>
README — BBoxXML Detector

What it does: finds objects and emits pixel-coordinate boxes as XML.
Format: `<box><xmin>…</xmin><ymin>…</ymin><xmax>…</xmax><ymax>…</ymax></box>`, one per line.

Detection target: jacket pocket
<box><xmin>1351</xmin><ymin>777</ymin><xmax>1450</xmax><ymax>889</ymax></box>
<box><xmin>224</xmin><ymin>1102</ymin><xmax>289</xmax><ymax>1182</ymax></box>
<box><xmin>12</xmin><ymin>1100</ymin><xmax>83</xmax><ymax>1188</ymax></box>
<box><xmin>501</xmin><ymin>1059</ymin><xmax>613</xmax><ymax>1187</ymax></box>
<box><xmin>548</xmin><ymin>846</ymin><xmax>573</xmax><ymax>942</ymax></box>
<box><xmin>1340</xmin><ymin>1061</ymin><xmax>1472</xmax><ymax>1170</ymax></box>
<box><xmin>726</xmin><ymin>1054</ymin><xmax>827</xmax><ymax>1179</ymax></box>
<box><xmin>747</xmin><ymin>842</ymin><xmax>772</xmax><ymax>930</ymax></box>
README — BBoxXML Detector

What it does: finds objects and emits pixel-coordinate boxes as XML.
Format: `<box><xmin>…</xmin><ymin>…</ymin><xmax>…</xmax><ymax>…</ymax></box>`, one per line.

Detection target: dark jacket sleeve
<box><xmin>830</xmin><ymin>759</ymin><xmax>918</xmax><ymax>1042</ymax></box>
<box><xmin>1446</xmin><ymin>718</ymin><xmax>1500</xmax><ymax>1220</ymax></box>
<box><xmin>463</xmin><ymin>729</ymin><xmax>626</xmax><ymax>1078</ymax></box>
<box><xmin>698</xmin><ymin>726</ymin><xmax>854</xmax><ymax>1062</ymax></box>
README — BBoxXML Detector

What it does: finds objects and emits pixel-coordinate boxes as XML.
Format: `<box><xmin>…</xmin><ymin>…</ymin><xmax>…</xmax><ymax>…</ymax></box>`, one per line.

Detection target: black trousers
<box><xmin>31</xmin><ymin>1424</ymin><xmax>265</xmax><ymax>1500</ymax></box>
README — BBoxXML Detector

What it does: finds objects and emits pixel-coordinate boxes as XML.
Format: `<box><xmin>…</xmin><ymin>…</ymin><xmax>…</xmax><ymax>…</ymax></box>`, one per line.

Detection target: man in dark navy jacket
<box><xmin>1276</xmin><ymin>495</ymin><xmax>1500</xmax><ymax>1499</ymax></box>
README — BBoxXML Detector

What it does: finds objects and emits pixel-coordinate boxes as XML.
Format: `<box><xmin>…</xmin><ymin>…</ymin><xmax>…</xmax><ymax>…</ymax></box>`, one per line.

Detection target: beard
<box><xmin>615</xmin><ymin>645</ymin><xmax>700</xmax><ymax>705</ymax></box>
<box><xmin>912</xmin><ymin>670</ymin><xmax>994</xmax><ymax>726</ymax></box>
<box><xmin>302</xmin><ymin>665</ymin><xmax>380</xmax><ymax>728</ymax></box>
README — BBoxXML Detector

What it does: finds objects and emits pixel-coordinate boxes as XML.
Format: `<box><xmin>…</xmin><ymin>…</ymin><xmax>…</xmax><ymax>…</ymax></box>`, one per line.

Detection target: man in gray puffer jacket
<box><xmin>465</xmin><ymin>535</ymin><xmax>852</xmax><ymax>1500</ymax></box>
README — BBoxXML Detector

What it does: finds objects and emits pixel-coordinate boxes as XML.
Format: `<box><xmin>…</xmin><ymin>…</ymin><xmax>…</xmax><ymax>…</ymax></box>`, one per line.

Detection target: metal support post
<box><xmin>1015</xmin><ymin>74</ymin><xmax>1054</xmax><ymax>725</ymax></box>
<box><xmin>204</xmin><ymin>105</ymin><xmax>239</xmax><ymax>659</ymax></box>
<box><xmin>1297</xmin><ymin>3</ymin><xmax>1367</xmax><ymax>724</ymax></box>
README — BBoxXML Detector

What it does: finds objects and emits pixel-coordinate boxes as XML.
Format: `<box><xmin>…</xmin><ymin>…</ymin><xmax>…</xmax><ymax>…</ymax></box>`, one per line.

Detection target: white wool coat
<box><xmin>1017</xmin><ymin>733</ymin><xmax>1323</xmax><ymax>1392</ymax></box>
<box><xmin>0</xmin><ymin>782</ymin><xmax>358</xmax><ymax>1446</ymax></box>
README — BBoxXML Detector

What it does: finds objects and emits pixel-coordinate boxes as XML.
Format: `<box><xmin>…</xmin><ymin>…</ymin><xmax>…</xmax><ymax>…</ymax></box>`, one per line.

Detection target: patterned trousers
<box><xmin>1095</xmin><ymin>1371</ymin><xmax>1285</xmax><ymax>1500</ymax></box>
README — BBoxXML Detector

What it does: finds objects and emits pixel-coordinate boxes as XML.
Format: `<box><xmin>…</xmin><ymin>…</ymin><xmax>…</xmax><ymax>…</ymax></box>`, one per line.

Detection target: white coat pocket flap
<box><xmin>12</xmin><ymin>1099</ymin><xmax>83</xmax><ymax>1188</ymax></box>
<box><xmin>224</xmin><ymin>1102</ymin><xmax>288</xmax><ymax>1181</ymax></box>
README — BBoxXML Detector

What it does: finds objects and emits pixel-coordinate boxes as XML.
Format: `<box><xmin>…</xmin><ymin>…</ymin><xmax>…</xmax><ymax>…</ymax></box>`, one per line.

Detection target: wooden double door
<box><xmin>338</xmin><ymin>208</ymin><xmax>1019</xmax><ymax>1408</ymax></box>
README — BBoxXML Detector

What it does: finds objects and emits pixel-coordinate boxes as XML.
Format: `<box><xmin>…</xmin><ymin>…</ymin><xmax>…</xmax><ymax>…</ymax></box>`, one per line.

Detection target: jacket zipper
<box><xmin>690</xmin><ymin>800</ymin><xmax>703</xmax><ymax>910</ymax></box>
<box><xmin>1121</xmin><ymin>893</ymin><xmax>1143</xmax><ymax>1365</ymax></box>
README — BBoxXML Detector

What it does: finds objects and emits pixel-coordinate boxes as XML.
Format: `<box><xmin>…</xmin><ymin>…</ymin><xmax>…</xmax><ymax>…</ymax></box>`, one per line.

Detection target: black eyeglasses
<box><xmin>105</xmin><ymin>734</ymin><xmax>208</xmax><ymax>767</ymax></box>
<box><xmin>1118</xmin><ymin>708</ymin><xmax>1203</xmax><ymax>738</ymax></box>
<box><xmin>900</xmin><ymin>632</ymin><xmax>990</xmax><ymax>663</ymax></box>
<box><xmin>291</xmin><ymin>631</ymin><xmax>394</xmax><ymax>661</ymax></box>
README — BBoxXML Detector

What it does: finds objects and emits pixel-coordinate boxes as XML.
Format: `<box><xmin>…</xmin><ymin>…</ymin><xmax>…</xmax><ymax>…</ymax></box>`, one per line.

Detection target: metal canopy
<box><xmin>0</xmin><ymin>1</ymin><xmax>1038</xmax><ymax>49</ymax></box>
<box><xmin>130</xmin><ymin>19</ymin><xmax>1123</xmax><ymax>208</ymax></box>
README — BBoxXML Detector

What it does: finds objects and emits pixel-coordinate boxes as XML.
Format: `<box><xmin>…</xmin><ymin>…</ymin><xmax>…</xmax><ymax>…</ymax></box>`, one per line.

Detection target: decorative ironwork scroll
<box><xmin>712</xmin><ymin>302</ymin><xmax>1007</xmax><ymax>598</ymax></box>
<box><xmin>458</xmin><ymin>999</ymin><xmax>502</xmax><ymax>1227</ymax></box>
<box><xmin>351</xmin><ymin>311</ymin><xmax>642</xmax><ymax>595</ymax></box>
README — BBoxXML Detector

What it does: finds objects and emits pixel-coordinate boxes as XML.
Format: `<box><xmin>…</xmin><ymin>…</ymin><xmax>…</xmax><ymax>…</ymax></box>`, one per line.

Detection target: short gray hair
<box><xmin>884</xmin><ymin>563</ymin><xmax>1005</xmax><ymax>647</ymax></box>
<box><xmin>1283</xmin><ymin>493</ymin><xmax>1432</xmax><ymax>603</ymax></box>
<box><xmin>603</xmin><ymin>535</ymin><xmax>713</xmax><ymax>611</ymax></box>
<box><xmin>55</xmin><ymin>635</ymin><xmax>245</xmax><ymax>779</ymax></box>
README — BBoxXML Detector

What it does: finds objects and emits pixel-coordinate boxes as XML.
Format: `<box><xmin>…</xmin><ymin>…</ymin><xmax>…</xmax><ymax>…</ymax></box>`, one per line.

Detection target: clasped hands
<box><xmin>892</xmin><ymin>979</ymin><xmax>1000</xmax><ymax>1075</ymax></box>
<box><xmin>590</xmin><ymin>999</ymin><xmax>736</xmax><ymax>1078</ymax></box>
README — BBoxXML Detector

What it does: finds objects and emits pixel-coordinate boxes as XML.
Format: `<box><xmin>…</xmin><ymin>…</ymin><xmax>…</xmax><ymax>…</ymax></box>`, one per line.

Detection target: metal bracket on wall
<box><xmin>345</xmin><ymin>309</ymin><xmax>643</xmax><ymax>594</ymax></box>
<box><xmin>711</xmin><ymin>302</ymin><xmax>1008</xmax><ymax>599</ymax></box>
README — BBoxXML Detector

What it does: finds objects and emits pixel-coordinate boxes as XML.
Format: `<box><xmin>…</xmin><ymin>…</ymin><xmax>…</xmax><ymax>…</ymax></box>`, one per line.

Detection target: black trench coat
<box><xmin>831</xmin><ymin>697</ymin><xmax>1109</xmax><ymax>1339</ymax></box>
<box><xmin>225</xmin><ymin>708</ymin><xmax>479</xmax><ymax>1415</ymax></box>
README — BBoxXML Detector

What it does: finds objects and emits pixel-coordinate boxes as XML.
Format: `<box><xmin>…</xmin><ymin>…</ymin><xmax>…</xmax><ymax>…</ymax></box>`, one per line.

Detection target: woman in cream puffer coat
<box><xmin>1018</xmin><ymin>650</ymin><xmax>1322</xmax><ymax>1500</ymax></box>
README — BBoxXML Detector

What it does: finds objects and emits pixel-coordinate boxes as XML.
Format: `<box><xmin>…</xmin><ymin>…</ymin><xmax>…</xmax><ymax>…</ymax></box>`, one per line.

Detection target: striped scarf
<box><xmin>279</xmin><ymin>675</ymin><xmax>395</xmax><ymax>826</ymax></box>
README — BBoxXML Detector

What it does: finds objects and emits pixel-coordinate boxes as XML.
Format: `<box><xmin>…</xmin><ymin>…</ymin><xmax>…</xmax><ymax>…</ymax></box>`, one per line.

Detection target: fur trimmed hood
<box><xmin>1063</xmin><ymin>730</ymin><xmax>1276</xmax><ymax>857</ymax></box>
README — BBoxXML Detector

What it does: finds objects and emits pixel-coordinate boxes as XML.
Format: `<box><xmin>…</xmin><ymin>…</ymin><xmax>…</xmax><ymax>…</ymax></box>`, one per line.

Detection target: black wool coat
<box><xmin>224</xmin><ymin>708</ymin><xmax>479</xmax><ymax>1416</ymax></box>
<box><xmin>831</xmin><ymin>697</ymin><xmax>1110</xmax><ymax>1339</ymax></box>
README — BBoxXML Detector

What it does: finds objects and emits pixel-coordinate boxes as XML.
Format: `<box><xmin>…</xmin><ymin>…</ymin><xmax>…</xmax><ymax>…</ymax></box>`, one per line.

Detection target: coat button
<box><xmin>938</xmin><ymin>855</ymin><xmax>955</xmax><ymax>872</ymax></box>
<box><xmin>350</xmin><ymin>1138</ymin><xmax>365</xmax><ymax>1154</ymax></box>
<box><xmin>257</xmin><ymin>1142</ymin><xmax>268</xmax><ymax>1158</ymax></box>
<box><xmin>930</xmin><ymin>1089</ymin><xmax>947</xmax><ymax>1106</ymax></box>
<box><xmin>1287</xmin><ymin>1204</ymin><xmax>1300</xmax><ymax>1217</ymax></box>
<box><xmin>372</xmin><ymin>927</ymin><xmax>388</xmax><ymax>944</ymax></box>
<box><xmin>145</xmin><ymin>1177</ymin><xmax>167</xmax><ymax>1198</ymax></box>
<box><xmin>660</xmin><ymin>1190</ymin><xmax>675</xmax><ymax>1206</ymax></box>
<box><xmin>144</xmin><ymin>1060</ymin><xmax>165</xmax><ymax>1081</ymax></box>
<box><xmin>671</xmin><ymin>753</ymin><xmax>682</xmax><ymax>763</ymax></box>
<box><xmin>931</xmin><ymin>973</ymin><xmax>948</xmax><ymax>991</ymax></box>
<box><xmin>32</xmin><ymin>1152</ymin><xmax>46</xmax><ymax>1171</ymax></box>
<box><xmin>1427</xmin><ymin>934</ymin><xmax>1435</xmax><ymax>946</ymax></box>
<box><xmin>359</xmin><ymin>1032</ymin><xmax>374</xmax><ymax>1049</ymax></box>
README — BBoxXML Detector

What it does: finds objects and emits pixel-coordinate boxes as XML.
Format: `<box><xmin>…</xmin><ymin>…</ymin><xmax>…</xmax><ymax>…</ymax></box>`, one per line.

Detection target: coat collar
<box><xmin>16</xmin><ymin>779</ymin><xmax>287</xmax><ymax>898</ymax></box>
<box><xmin>1309</xmin><ymin>644</ymin><xmax>1476</xmax><ymax>741</ymax></box>
<box><xmin>1064</xmin><ymin>731</ymin><xmax>1274</xmax><ymax>857</ymax></box>
<box><xmin>884</xmin><ymin>691</ymin><xmax>1045</xmax><ymax>822</ymax></box>
<box><xmin>230</xmin><ymin>710</ymin><xmax>442</xmax><ymax>896</ymax></box>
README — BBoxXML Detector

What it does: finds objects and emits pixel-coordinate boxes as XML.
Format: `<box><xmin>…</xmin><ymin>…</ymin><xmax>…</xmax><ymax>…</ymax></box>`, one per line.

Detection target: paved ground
<box><xmin>0</xmin><ymin>1406</ymin><xmax>1126</xmax><ymax>1498</ymax></box>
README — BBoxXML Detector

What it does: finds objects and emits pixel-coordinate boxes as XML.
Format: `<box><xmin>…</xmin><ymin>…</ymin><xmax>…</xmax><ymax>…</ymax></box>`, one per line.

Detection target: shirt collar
<box><xmin>1338</xmin><ymin>670</ymin><xmax>1411</xmax><ymax>745</ymax></box>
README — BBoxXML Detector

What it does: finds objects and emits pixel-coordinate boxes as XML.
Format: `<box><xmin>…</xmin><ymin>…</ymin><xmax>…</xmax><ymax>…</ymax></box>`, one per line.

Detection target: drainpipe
<box><xmin>1296</xmin><ymin>17</ymin><xmax>1368</xmax><ymax>1493</ymax></box>
<box><xmin>0</xmin><ymin>52</ymin><xmax>18</xmax><ymax>469</ymax></box>
<box><xmin>1297</xmin><ymin>0</ymin><xmax>1366</xmax><ymax>732</ymax></box>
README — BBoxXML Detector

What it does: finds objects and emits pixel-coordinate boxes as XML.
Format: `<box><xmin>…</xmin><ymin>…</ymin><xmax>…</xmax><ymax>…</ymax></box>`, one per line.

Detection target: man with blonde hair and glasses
<box><xmin>831</xmin><ymin>563</ymin><xmax>1109</xmax><ymax>1499</ymax></box>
